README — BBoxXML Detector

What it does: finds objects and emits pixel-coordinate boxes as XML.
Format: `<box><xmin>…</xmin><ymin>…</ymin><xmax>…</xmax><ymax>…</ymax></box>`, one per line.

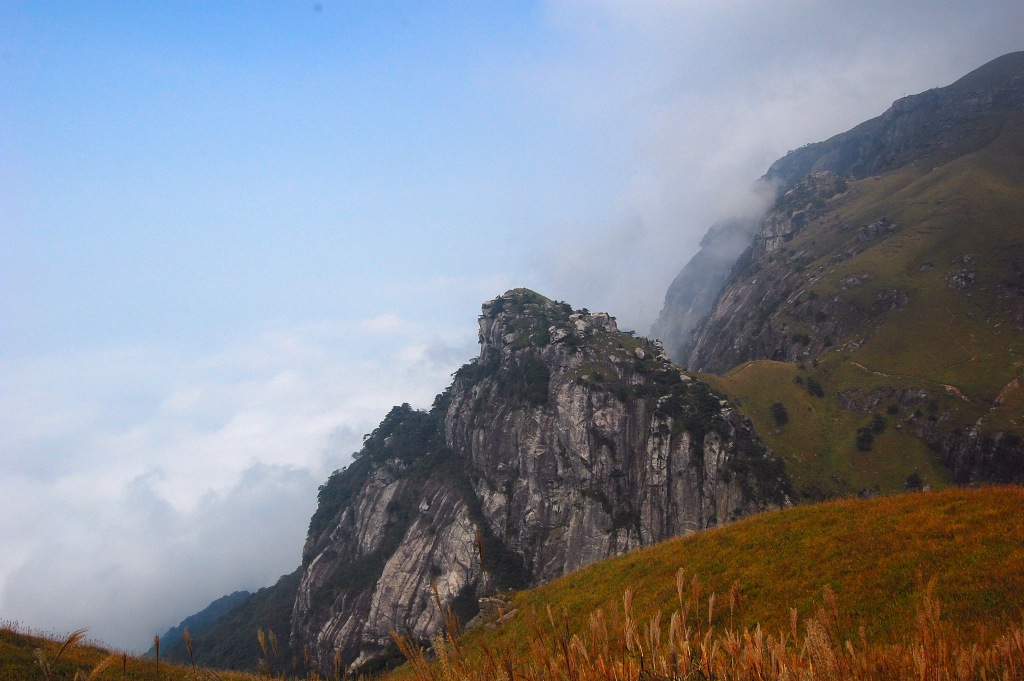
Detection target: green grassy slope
<box><xmin>704</xmin><ymin>361</ymin><xmax>955</xmax><ymax>499</ymax></box>
<box><xmin>705</xmin><ymin>109</ymin><xmax>1024</xmax><ymax>498</ymax></box>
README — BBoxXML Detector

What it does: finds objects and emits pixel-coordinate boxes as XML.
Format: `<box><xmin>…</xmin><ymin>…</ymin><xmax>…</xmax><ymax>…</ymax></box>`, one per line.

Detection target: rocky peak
<box><xmin>477</xmin><ymin>289</ymin><xmax>573</xmax><ymax>358</ymax></box>
<box><xmin>478</xmin><ymin>289</ymin><xmax>622</xmax><ymax>359</ymax></box>
<box><xmin>289</xmin><ymin>289</ymin><xmax>789</xmax><ymax>674</ymax></box>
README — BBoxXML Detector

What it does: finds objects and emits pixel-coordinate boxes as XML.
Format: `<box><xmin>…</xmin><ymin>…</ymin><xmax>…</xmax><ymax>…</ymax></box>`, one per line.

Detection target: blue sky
<box><xmin>2</xmin><ymin>0</ymin><xmax>1022</xmax><ymax>651</ymax></box>
<box><xmin>4</xmin><ymin>3</ymin><xmax>549</xmax><ymax>353</ymax></box>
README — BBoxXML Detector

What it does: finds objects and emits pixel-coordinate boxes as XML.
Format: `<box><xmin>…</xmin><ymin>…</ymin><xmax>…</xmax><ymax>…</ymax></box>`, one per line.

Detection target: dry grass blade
<box><xmin>56</xmin><ymin>628</ymin><xmax>89</xmax><ymax>663</ymax></box>
<box><xmin>35</xmin><ymin>627</ymin><xmax>89</xmax><ymax>681</ymax></box>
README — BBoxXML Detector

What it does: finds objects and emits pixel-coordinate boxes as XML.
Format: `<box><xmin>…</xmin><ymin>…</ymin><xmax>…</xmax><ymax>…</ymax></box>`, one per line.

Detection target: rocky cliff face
<box><xmin>291</xmin><ymin>289</ymin><xmax>790</xmax><ymax>674</ymax></box>
<box><xmin>290</xmin><ymin>407</ymin><xmax>484</xmax><ymax>674</ymax></box>
<box><xmin>684</xmin><ymin>172</ymin><xmax>867</xmax><ymax>374</ymax></box>
<box><xmin>651</xmin><ymin>218</ymin><xmax>758</xmax><ymax>361</ymax></box>
<box><xmin>446</xmin><ymin>291</ymin><xmax>788</xmax><ymax>579</ymax></box>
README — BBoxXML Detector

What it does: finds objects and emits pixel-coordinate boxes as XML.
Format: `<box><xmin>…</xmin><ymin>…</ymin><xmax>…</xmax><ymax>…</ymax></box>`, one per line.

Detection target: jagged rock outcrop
<box><xmin>290</xmin><ymin>289</ymin><xmax>790</xmax><ymax>674</ymax></box>
<box><xmin>289</xmin><ymin>416</ymin><xmax>485</xmax><ymax>674</ymax></box>
<box><xmin>446</xmin><ymin>291</ymin><xmax>787</xmax><ymax>579</ymax></box>
<box><xmin>756</xmin><ymin>172</ymin><xmax>849</xmax><ymax>256</ymax></box>
<box><xmin>762</xmin><ymin>51</ymin><xmax>1024</xmax><ymax>189</ymax></box>
<box><xmin>942</xmin><ymin>427</ymin><xmax>1024</xmax><ymax>484</ymax></box>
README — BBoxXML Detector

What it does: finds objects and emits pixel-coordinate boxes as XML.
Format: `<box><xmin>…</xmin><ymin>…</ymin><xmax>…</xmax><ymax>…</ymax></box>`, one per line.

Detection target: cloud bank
<box><xmin>0</xmin><ymin>314</ymin><xmax>478</xmax><ymax>649</ymax></box>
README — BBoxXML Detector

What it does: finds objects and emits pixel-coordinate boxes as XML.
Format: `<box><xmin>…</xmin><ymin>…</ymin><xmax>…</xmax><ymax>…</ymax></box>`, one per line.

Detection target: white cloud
<box><xmin>0</xmin><ymin>460</ymin><xmax>318</xmax><ymax>650</ymax></box>
<box><xmin>0</xmin><ymin>312</ymin><xmax>476</xmax><ymax>650</ymax></box>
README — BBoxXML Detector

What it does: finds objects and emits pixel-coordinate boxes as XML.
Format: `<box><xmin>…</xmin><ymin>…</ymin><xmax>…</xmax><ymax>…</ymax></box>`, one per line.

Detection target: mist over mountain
<box><xmin>655</xmin><ymin>51</ymin><xmax>1024</xmax><ymax>364</ymax></box>
<box><xmin>7</xmin><ymin>3</ymin><xmax>1024</xmax><ymax>653</ymax></box>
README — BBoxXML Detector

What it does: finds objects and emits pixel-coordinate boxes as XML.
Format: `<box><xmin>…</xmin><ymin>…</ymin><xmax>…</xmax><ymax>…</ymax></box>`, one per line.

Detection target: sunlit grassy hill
<box><xmin>410</xmin><ymin>487</ymin><xmax>1024</xmax><ymax>675</ymax></box>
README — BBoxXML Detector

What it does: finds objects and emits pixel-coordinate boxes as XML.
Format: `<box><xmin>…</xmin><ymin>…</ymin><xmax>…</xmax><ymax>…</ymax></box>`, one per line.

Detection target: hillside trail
<box><xmin>848</xmin><ymin>360</ymin><xmax>976</xmax><ymax>405</ymax></box>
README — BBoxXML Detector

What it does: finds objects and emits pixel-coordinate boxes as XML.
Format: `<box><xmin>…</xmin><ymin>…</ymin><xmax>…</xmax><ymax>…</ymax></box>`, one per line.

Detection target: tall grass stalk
<box><xmin>34</xmin><ymin>628</ymin><xmax>86</xmax><ymax>680</ymax></box>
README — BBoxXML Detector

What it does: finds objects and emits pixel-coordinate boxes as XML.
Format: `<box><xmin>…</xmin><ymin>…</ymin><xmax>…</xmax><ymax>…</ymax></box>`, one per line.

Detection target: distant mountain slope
<box><xmin>161</xmin><ymin>570</ymin><xmax>299</xmax><ymax>673</ymax></box>
<box><xmin>655</xmin><ymin>51</ymin><xmax>1024</xmax><ymax>363</ymax></box>
<box><xmin>651</xmin><ymin>51</ymin><xmax>1024</xmax><ymax>496</ymax></box>
<box><xmin>150</xmin><ymin>589</ymin><xmax>250</xmax><ymax>660</ymax></box>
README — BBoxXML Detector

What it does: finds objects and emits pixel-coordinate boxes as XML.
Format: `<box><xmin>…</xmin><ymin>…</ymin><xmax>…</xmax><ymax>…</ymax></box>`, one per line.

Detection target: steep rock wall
<box><xmin>446</xmin><ymin>291</ymin><xmax>786</xmax><ymax>581</ymax></box>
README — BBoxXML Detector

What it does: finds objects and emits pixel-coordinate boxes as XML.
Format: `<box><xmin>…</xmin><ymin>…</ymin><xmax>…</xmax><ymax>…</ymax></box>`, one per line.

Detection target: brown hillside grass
<box><xmin>0</xmin><ymin>623</ymin><xmax>262</xmax><ymax>681</ymax></box>
<box><xmin>395</xmin><ymin>579</ymin><xmax>1024</xmax><ymax>681</ymax></box>
<box><xmin>391</xmin><ymin>487</ymin><xmax>1024</xmax><ymax>681</ymax></box>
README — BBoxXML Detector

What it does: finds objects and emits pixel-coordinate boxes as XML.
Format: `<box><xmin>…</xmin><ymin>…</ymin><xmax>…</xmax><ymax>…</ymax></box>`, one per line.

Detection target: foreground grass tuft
<box><xmin>0</xmin><ymin>622</ymin><xmax>262</xmax><ymax>681</ymax></box>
